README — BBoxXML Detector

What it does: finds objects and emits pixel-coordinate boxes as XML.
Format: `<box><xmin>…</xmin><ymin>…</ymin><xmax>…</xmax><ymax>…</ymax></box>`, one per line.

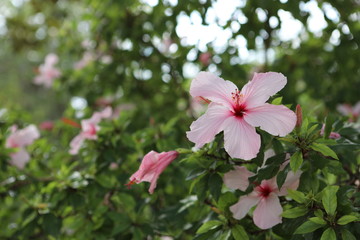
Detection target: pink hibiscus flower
<box><xmin>224</xmin><ymin>164</ymin><xmax>302</xmax><ymax>229</ymax></box>
<box><xmin>337</xmin><ymin>101</ymin><xmax>360</xmax><ymax>122</ymax></box>
<box><xmin>320</xmin><ymin>124</ymin><xmax>341</xmax><ymax>139</ymax></box>
<box><xmin>5</xmin><ymin>125</ymin><xmax>40</xmax><ymax>169</ymax></box>
<box><xmin>127</xmin><ymin>150</ymin><xmax>179</xmax><ymax>194</ymax></box>
<box><xmin>33</xmin><ymin>53</ymin><xmax>61</xmax><ymax>88</ymax></box>
<box><xmin>186</xmin><ymin>72</ymin><xmax>296</xmax><ymax>160</ymax></box>
<box><xmin>69</xmin><ymin>107</ymin><xmax>112</xmax><ymax>155</ymax></box>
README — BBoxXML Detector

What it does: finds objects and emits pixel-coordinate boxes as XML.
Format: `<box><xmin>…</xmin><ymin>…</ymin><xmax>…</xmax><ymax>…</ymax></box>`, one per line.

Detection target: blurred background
<box><xmin>1</xmin><ymin>0</ymin><xmax>359</xmax><ymax>123</ymax></box>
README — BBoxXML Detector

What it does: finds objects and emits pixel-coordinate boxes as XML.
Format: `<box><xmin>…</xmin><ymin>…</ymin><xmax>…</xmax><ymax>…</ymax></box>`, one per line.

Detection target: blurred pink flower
<box><xmin>127</xmin><ymin>150</ymin><xmax>179</xmax><ymax>194</ymax></box>
<box><xmin>69</xmin><ymin>107</ymin><xmax>112</xmax><ymax>155</ymax></box>
<box><xmin>199</xmin><ymin>52</ymin><xmax>212</xmax><ymax>66</ymax></box>
<box><xmin>74</xmin><ymin>51</ymin><xmax>95</xmax><ymax>70</ymax></box>
<box><xmin>5</xmin><ymin>125</ymin><xmax>40</xmax><ymax>169</ymax></box>
<box><xmin>224</xmin><ymin>163</ymin><xmax>302</xmax><ymax>229</ymax></box>
<box><xmin>39</xmin><ymin>121</ymin><xmax>54</xmax><ymax>131</ymax></box>
<box><xmin>187</xmin><ymin>72</ymin><xmax>296</xmax><ymax>160</ymax></box>
<box><xmin>33</xmin><ymin>53</ymin><xmax>61</xmax><ymax>88</ymax></box>
<box><xmin>337</xmin><ymin>102</ymin><xmax>360</xmax><ymax>122</ymax></box>
<box><xmin>320</xmin><ymin>124</ymin><xmax>341</xmax><ymax>139</ymax></box>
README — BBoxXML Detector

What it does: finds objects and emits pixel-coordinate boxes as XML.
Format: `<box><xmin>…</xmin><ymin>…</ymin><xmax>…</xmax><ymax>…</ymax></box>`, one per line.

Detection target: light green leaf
<box><xmin>337</xmin><ymin>215</ymin><xmax>358</xmax><ymax>225</ymax></box>
<box><xmin>310</xmin><ymin>143</ymin><xmax>338</xmax><ymax>160</ymax></box>
<box><xmin>322</xmin><ymin>185</ymin><xmax>339</xmax><ymax>216</ymax></box>
<box><xmin>271</xmin><ymin>97</ymin><xmax>282</xmax><ymax>105</ymax></box>
<box><xmin>320</xmin><ymin>228</ymin><xmax>336</xmax><ymax>240</ymax></box>
<box><xmin>309</xmin><ymin>217</ymin><xmax>326</xmax><ymax>225</ymax></box>
<box><xmin>196</xmin><ymin>220</ymin><xmax>223</xmax><ymax>234</ymax></box>
<box><xmin>287</xmin><ymin>189</ymin><xmax>306</xmax><ymax>203</ymax></box>
<box><xmin>290</xmin><ymin>151</ymin><xmax>303</xmax><ymax>172</ymax></box>
<box><xmin>231</xmin><ymin>225</ymin><xmax>248</xmax><ymax>240</ymax></box>
<box><xmin>294</xmin><ymin>221</ymin><xmax>324</xmax><ymax>234</ymax></box>
<box><xmin>282</xmin><ymin>207</ymin><xmax>308</xmax><ymax>218</ymax></box>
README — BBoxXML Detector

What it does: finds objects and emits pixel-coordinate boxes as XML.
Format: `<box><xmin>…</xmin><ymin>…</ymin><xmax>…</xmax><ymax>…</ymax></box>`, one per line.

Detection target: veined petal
<box><xmin>223</xmin><ymin>117</ymin><xmax>260</xmax><ymax>160</ymax></box>
<box><xmin>190</xmin><ymin>72</ymin><xmax>237</xmax><ymax>109</ymax></box>
<box><xmin>223</xmin><ymin>166</ymin><xmax>254</xmax><ymax>191</ymax></box>
<box><xmin>244</xmin><ymin>103</ymin><xmax>296</xmax><ymax>137</ymax></box>
<box><xmin>230</xmin><ymin>193</ymin><xmax>260</xmax><ymax>220</ymax></box>
<box><xmin>241</xmin><ymin>72</ymin><xmax>287</xmax><ymax>108</ymax></box>
<box><xmin>278</xmin><ymin>170</ymin><xmax>302</xmax><ymax>196</ymax></box>
<box><xmin>253</xmin><ymin>193</ymin><xmax>283</xmax><ymax>229</ymax></box>
<box><xmin>187</xmin><ymin>103</ymin><xmax>231</xmax><ymax>148</ymax></box>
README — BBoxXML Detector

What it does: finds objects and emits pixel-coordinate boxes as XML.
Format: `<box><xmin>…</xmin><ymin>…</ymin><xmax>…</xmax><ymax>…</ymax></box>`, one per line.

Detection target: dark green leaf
<box><xmin>209</xmin><ymin>173</ymin><xmax>223</xmax><ymax>202</ymax></box>
<box><xmin>310</xmin><ymin>143</ymin><xmax>338</xmax><ymax>160</ymax></box>
<box><xmin>196</xmin><ymin>220</ymin><xmax>223</xmax><ymax>234</ymax></box>
<box><xmin>282</xmin><ymin>207</ymin><xmax>308</xmax><ymax>218</ymax></box>
<box><xmin>290</xmin><ymin>151</ymin><xmax>303</xmax><ymax>172</ymax></box>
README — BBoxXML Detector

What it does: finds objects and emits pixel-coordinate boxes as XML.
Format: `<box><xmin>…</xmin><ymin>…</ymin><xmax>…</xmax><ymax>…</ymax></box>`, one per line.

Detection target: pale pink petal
<box><xmin>278</xmin><ymin>170</ymin><xmax>302</xmax><ymax>196</ymax></box>
<box><xmin>223</xmin><ymin>166</ymin><xmax>254</xmax><ymax>191</ymax></box>
<box><xmin>244</xmin><ymin>103</ymin><xmax>296</xmax><ymax>137</ymax></box>
<box><xmin>353</xmin><ymin>101</ymin><xmax>360</xmax><ymax>115</ymax></box>
<box><xmin>223</xmin><ymin>116</ymin><xmax>260</xmax><ymax>160</ymax></box>
<box><xmin>230</xmin><ymin>192</ymin><xmax>260</xmax><ymax>220</ymax></box>
<box><xmin>189</xmin><ymin>72</ymin><xmax>237</xmax><ymax>110</ymax></box>
<box><xmin>253</xmin><ymin>193</ymin><xmax>283</xmax><ymax>229</ymax></box>
<box><xmin>45</xmin><ymin>53</ymin><xmax>59</xmax><ymax>66</ymax></box>
<box><xmin>6</xmin><ymin>125</ymin><xmax>40</xmax><ymax>148</ymax></box>
<box><xmin>337</xmin><ymin>104</ymin><xmax>352</xmax><ymax>116</ymax></box>
<box><xmin>241</xmin><ymin>72</ymin><xmax>287</xmax><ymax>108</ymax></box>
<box><xmin>69</xmin><ymin>134</ymin><xmax>86</xmax><ymax>155</ymax></box>
<box><xmin>187</xmin><ymin>103</ymin><xmax>231</xmax><ymax>148</ymax></box>
<box><xmin>80</xmin><ymin>120</ymin><xmax>98</xmax><ymax>139</ymax></box>
<box><xmin>10</xmin><ymin>148</ymin><xmax>30</xmax><ymax>169</ymax></box>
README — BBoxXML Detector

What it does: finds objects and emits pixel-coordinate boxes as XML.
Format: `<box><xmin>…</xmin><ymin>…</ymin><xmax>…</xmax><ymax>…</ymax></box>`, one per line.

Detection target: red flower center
<box><xmin>231</xmin><ymin>89</ymin><xmax>247</xmax><ymax>118</ymax></box>
<box><xmin>256</xmin><ymin>184</ymin><xmax>273</xmax><ymax>198</ymax></box>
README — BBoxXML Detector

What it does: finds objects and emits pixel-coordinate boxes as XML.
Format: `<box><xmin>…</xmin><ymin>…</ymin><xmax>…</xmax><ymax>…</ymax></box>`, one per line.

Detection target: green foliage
<box><xmin>1</xmin><ymin>0</ymin><xmax>359</xmax><ymax>239</ymax></box>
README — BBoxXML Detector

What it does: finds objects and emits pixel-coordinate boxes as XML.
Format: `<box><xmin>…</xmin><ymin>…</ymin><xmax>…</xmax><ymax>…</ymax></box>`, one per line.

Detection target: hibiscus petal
<box><xmin>69</xmin><ymin>134</ymin><xmax>86</xmax><ymax>155</ymax></box>
<box><xmin>223</xmin><ymin>166</ymin><xmax>254</xmax><ymax>191</ymax></box>
<box><xmin>190</xmin><ymin>72</ymin><xmax>237</xmax><ymax>110</ymax></box>
<box><xmin>10</xmin><ymin>148</ymin><xmax>30</xmax><ymax>169</ymax></box>
<box><xmin>244</xmin><ymin>103</ymin><xmax>296</xmax><ymax>137</ymax></box>
<box><xmin>230</xmin><ymin>193</ymin><xmax>260</xmax><ymax>220</ymax></box>
<box><xmin>7</xmin><ymin>125</ymin><xmax>40</xmax><ymax>148</ymax></box>
<box><xmin>223</xmin><ymin>116</ymin><xmax>260</xmax><ymax>160</ymax></box>
<box><xmin>278</xmin><ymin>170</ymin><xmax>302</xmax><ymax>196</ymax></box>
<box><xmin>187</xmin><ymin>103</ymin><xmax>231</xmax><ymax>148</ymax></box>
<box><xmin>241</xmin><ymin>72</ymin><xmax>287</xmax><ymax>108</ymax></box>
<box><xmin>253</xmin><ymin>193</ymin><xmax>283</xmax><ymax>229</ymax></box>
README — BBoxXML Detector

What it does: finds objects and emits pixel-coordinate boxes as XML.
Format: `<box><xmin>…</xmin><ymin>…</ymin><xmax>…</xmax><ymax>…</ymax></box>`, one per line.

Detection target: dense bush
<box><xmin>0</xmin><ymin>0</ymin><xmax>359</xmax><ymax>239</ymax></box>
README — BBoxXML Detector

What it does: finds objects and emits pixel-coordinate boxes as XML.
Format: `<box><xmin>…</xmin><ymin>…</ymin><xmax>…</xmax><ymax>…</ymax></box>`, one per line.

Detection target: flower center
<box><xmin>231</xmin><ymin>89</ymin><xmax>247</xmax><ymax>117</ymax></box>
<box><xmin>256</xmin><ymin>184</ymin><xmax>273</xmax><ymax>198</ymax></box>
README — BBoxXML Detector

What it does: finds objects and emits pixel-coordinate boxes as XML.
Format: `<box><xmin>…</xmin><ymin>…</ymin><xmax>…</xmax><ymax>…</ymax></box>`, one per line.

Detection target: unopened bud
<box><xmin>295</xmin><ymin>104</ymin><xmax>302</xmax><ymax>132</ymax></box>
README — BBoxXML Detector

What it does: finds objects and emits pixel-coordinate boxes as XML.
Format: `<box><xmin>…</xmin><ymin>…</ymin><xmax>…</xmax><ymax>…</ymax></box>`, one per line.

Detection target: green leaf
<box><xmin>218</xmin><ymin>192</ymin><xmax>237</xmax><ymax>212</ymax></box>
<box><xmin>341</xmin><ymin>229</ymin><xmax>356</xmax><ymax>240</ymax></box>
<box><xmin>209</xmin><ymin>173</ymin><xmax>223</xmax><ymax>202</ymax></box>
<box><xmin>322</xmin><ymin>185</ymin><xmax>339</xmax><ymax>216</ymax></box>
<box><xmin>196</xmin><ymin>220</ymin><xmax>223</xmax><ymax>234</ymax></box>
<box><xmin>231</xmin><ymin>225</ymin><xmax>248</xmax><ymax>240</ymax></box>
<box><xmin>277</xmin><ymin>163</ymin><xmax>289</xmax><ymax>189</ymax></box>
<box><xmin>282</xmin><ymin>207</ymin><xmax>308</xmax><ymax>218</ymax></box>
<box><xmin>337</xmin><ymin>215</ymin><xmax>358</xmax><ymax>225</ymax></box>
<box><xmin>287</xmin><ymin>189</ymin><xmax>306</xmax><ymax>203</ymax></box>
<box><xmin>195</xmin><ymin>174</ymin><xmax>209</xmax><ymax>203</ymax></box>
<box><xmin>271</xmin><ymin>96</ymin><xmax>283</xmax><ymax>105</ymax></box>
<box><xmin>290</xmin><ymin>151</ymin><xmax>303</xmax><ymax>172</ymax></box>
<box><xmin>324</xmin><ymin>116</ymin><xmax>335</xmax><ymax>139</ymax></box>
<box><xmin>309</xmin><ymin>217</ymin><xmax>326</xmax><ymax>225</ymax></box>
<box><xmin>310</xmin><ymin>143</ymin><xmax>338</xmax><ymax>160</ymax></box>
<box><xmin>42</xmin><ymin>213</ymin><xmax>61</xmax><ymax>237</ymax></box>
<box><xmin>320</xmin><ymin>228</ymin><xmax>336</xmax><ymax>240</ymax></box>
<box><xmin>294</xmin><ymin>221</ymin><xmax>324</xmax><ymax>234</ymax></box>
<box><xmin>314</xmin><ymin>209</ymin><xmax>324</xmax><ymax>219</ymax></box>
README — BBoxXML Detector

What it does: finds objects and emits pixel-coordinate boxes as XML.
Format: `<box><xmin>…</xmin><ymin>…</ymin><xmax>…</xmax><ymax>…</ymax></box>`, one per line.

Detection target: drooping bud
<box><xmin>295</xmin><ymin>104</ymin><xmax>302</xmax><ymax>133</ymax></box>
